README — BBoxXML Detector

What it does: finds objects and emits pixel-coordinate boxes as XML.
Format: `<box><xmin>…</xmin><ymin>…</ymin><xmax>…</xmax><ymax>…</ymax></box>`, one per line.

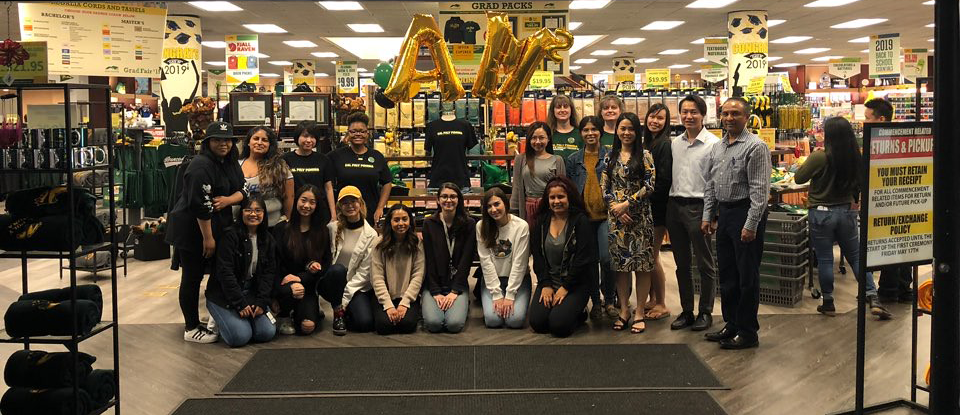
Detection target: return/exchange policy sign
<box><xmin>862</xmin><ymin>122</ymin><xmax>934</xmax><ymax>270</ymax></box>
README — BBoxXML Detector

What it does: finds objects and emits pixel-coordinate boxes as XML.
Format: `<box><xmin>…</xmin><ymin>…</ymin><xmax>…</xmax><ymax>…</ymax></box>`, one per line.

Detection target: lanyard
<box><xmin>441</xmin><ymin>215</ymin><xmax>456</xmax><ymax>255</ymax></box>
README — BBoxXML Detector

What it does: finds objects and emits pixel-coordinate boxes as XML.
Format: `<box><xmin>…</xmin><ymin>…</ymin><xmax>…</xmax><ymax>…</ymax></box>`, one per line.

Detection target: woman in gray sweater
<box><xmin>370</xmin><ymin>204</ymin><xmax>425</xmax><ymax>335</ymax></box>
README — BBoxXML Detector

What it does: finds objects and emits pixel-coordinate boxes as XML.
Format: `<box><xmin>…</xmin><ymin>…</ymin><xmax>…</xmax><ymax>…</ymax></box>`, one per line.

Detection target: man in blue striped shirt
<box><xmin>700</xmin><ymin>97</ymin><xmax>772</xmax><ymax>350</ymax></box>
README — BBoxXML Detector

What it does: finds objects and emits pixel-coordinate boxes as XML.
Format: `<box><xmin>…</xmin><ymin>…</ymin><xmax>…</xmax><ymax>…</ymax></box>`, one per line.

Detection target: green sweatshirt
<box><xmin>794</xmin><ymin>150</ymin><xmax>857</xmax><ymax>206</ymax></box>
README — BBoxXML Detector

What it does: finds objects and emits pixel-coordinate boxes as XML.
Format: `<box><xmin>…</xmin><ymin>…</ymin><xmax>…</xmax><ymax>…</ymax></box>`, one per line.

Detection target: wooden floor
<box><xmin>0</xmin><ymin>250</ymin><xmax>933</xmax><ymax>415</ymax></box>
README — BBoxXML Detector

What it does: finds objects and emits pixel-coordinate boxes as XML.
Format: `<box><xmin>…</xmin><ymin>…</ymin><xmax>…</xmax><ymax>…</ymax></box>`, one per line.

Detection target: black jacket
<box><xmin>421</xmin><ymin>214</ymin><xmax>477</xmax><ymax>295</ymax></box>
<box><xmin>165</xmin><ymin>153</ymin><xmax>246</xmax><ymax>252</ymax></box>
<box><xmin>205</xmin><ymin>225</ymin><xmax>277</xmax><ymax>311</ymax></box>
<box><xmin>531</xmin><ymin>209</ymin><xmax>597</xmax><ymax>290</ymax></box>
<box><xmin>648</xmin><ymin>136</ymin><xmax>673</xmax><ymax>206</ymax></box>
<box><xmin>271</xmin><ymin>221</ymin><xmax>333</xmax><ymax>293</ymax></box>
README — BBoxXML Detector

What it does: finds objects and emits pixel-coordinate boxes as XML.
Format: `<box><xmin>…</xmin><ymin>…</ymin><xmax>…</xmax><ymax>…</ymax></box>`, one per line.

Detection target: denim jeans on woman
<box><xmin>808</xmin><ymin>205</ymin><xmax>878</xmax><ymax>301</ymax></box>
<box><xmin>206</xmin><ymin>299</ymin><xmax>276</xmax><ymax>347</ymax></box>
<box><xmin>480</xmin><ymin>276</ymin><xmax>531</xmax><ymax>328</ymax></box>
<box><xmin>421</xmin><ymin>289</ymin><xmax>469</xmax><ymax>333</ymax></box>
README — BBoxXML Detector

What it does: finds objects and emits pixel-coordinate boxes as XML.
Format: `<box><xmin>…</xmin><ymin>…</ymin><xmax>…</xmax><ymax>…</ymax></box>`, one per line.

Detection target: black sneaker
<box><xmin>332</xmin><ymin>306</ymin><xmax>346</xmax><ymax>336</ymax></box>
<box><xmin>869</xmin><ymin>296</ymin><xmax>893</xmax><ymax>320</ymax></box>
<box><xmin>817</xmin><ymin>299</ymin><xmax>836</xmax><ymax>317</ymax></box>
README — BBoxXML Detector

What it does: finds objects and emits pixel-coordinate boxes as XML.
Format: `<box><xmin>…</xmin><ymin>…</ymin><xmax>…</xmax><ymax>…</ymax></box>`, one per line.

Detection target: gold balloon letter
<box><xmin>383</xmin><ymin>14</ymin><xmax>465</xmax><ymax>103</ymax></box>
<box><xmin>471</xmin><ymin>12</ymin><xmax>574</xmax><ymax>107</ymax></box>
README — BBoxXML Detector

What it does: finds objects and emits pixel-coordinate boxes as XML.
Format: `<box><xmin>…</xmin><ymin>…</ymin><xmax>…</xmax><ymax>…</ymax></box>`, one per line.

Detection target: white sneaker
<box><xmin>277</xmin><ymin>317</ymin><xmax>296</xmax><ymax>335</ymax></box>
<box><xmin>206</xmin><ymin>317</ymin><xmax>219</xmax><ymax>336</ymax></box>
<box><xmin>184</xmin><ymin>326</ymin><xmax>218</xmax><ymax>344</ymax></box>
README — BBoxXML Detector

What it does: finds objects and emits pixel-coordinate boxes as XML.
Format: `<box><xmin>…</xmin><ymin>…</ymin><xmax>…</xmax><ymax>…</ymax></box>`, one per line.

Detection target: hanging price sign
<box><xmin>337</xmin><ymin>60</ymin><xmax>359</xmax><ymax>94</ymax></box>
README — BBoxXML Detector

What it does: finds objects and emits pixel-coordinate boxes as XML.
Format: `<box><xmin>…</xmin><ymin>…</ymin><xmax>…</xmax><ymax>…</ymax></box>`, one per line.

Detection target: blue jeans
<box><xmin>808</xmin><ymin>206</ymin><xmax>878</xmax><ymax>301</ymax></box>
<box><xmin>421</xmin><ymin>289</ymin><xmax>469</xmax><ymax>333</ymax></box>
<box><xmin>480</xmin><ymin>277</ymin><xmax>531</xmax><ymax>328</ymax></box>
<box><xmin>591</xmin><ymin>219</ymin><xmax>617</xmax><ymax>307</ymax></box>
<box><xmin>207</xmin><ymin>301</ymin><xmax>276</xmax><ymax>347</ymax></box>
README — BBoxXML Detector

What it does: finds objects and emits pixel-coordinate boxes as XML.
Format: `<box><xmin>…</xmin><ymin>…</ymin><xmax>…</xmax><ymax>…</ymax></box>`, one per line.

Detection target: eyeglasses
<box><xmin>439</xmin><ymin>194</ymin><xmax>458</xmax><ymax>200</ymax></box>
<box><xmin>242</xmin><ymin>208</ymin><xmax>264</xmax><ymax>214</ymax></box>
<box><xmin>348</xmin><ymin>129</ymin><xmax>368</xmax><ymax>135</ymax></box>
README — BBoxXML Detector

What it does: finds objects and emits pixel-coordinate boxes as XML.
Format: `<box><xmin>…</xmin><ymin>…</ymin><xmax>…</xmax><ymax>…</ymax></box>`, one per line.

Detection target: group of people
<box><xmin>164</xmin><ymin>92</ymin><xmax>894</xmax><ymax>349</ymax></box>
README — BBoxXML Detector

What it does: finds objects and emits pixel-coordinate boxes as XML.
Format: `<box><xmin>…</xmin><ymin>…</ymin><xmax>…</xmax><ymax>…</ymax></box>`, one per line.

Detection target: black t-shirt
<box><xmin>425</xmin><ymin>118</ymin><xmax>479</xmax><ymax>189</ymax></box>
<box><xmin>328</xmin><ymin>146</ymin><xmax>392</xmax><ymax>223</ymax></box>
<box><xmin>283</xmin><ymin>150</ymin><xmax>335</xmax><ymax>223</ymax></box>
<box><xmin>463</xmin><ymin>21</ymin><xmax>481</xmax><ymax>44</ymax></box>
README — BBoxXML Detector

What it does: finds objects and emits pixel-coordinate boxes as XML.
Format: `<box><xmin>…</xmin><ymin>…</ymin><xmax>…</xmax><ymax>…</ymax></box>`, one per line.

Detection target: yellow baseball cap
<box><xmin>337</xmin><ymin>186</ymin><xmax>362</xmax><ymax>202</ymax></box>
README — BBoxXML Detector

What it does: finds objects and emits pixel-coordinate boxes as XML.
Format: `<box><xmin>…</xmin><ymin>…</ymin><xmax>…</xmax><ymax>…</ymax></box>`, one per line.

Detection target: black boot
<box><xmin>868</xmin><ymin>296</ymin><xmax>893</xmax><ymax>320</ymax></box>
<box><xmin>817</xmin><ymin>298</ymin><xmax>836</xmax><ymax>316</ymax></box>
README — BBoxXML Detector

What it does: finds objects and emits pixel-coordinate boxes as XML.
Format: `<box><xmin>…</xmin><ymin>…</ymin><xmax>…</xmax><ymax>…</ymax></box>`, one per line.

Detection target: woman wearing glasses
<box><xmin>327</xmin><ymin>112</ymin><xmax>393</xmax><ymax>225</ymax></box>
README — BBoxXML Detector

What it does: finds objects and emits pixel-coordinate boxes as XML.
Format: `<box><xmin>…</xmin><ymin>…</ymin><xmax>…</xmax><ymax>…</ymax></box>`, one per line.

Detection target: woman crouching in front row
<box><xmin>370</xmin><ymin>204</ymin><xmax>425</xmax><ymax>335</ymax></box>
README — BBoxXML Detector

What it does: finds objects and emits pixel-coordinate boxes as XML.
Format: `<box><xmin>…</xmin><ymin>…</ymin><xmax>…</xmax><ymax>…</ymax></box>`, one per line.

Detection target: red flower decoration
<box><xmin>0</xmin><ymin>39</ymin><xmax>30</xmax><ymax>68</ymax></box>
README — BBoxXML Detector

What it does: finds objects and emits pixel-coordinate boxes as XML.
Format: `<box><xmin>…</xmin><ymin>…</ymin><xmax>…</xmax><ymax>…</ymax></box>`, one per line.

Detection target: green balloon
<box><xmin>374</xmin><ymin>62</ymin><xmax>393</xmax><ymax>89</ymax></box>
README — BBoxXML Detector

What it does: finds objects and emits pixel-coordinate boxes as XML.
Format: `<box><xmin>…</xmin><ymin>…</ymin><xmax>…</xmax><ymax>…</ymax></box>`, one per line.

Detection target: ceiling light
<box><xmin>659</xmin><ymin>49</ymin><xmax>688</xmax><ymax>55</ymax></box>
<box><xmin>316</xmin><ymin>73</ymin><xmax>330</xmax><ymax>77</ymax></box>
<box><xmin>360</xmin><ymin>73</ymin><xmax>373</xmax><ymax>78</ymax></box>
<box><xmin>926</xmin><ymin>23</ymin><xmax>935</xmax><ymax>28</ymax></box>
<box><xmin>929</xmin><ymin>38</ymin><xmax>935</xmax><ymax>42</ymax></box>
<box><xmin>569</xmin><ymin>65</ymin><xmax>582</xmax><ymax>70</ymax></box>
<box><xmin>326</xmin><ymin>37</ymin><xmax>404</xmax><ymax>60</ymax></box>
<box><xmin>243</xmin><ymin>24</ymin><xmax>287</xmax><ymax>33</ymax></box>
<box><xmin>642</xmin><ymin>21</ymin><xmax>685</xmax><ymax>30</ymax></box>
<box><xmin>358</xmin><ymin>67</ymin><xmax>368</xmax><ymax>72</ymax></box>
<box><xmin>831</xmin><ymin>18</ymin><xmax>887</xmax><ymax>29</ymax></box>
<box><xmin>205</xmin><ymin>61</ymin><xmax>226</xmax><ymax>66</ymax></box>
<box><xmin>201</xmin><ymin>41</ymin><xmax>227</xmax><ymax>48</ymax></box>
<box><xmin>669</xmin><ymin>64</ymin><xmax>691</xmax><ymax>68</ymax></box>
<box><xmin>569</xmin><ymin>22</ymin><xmax>582</xmax><ymax>31</ymax></box>
<box><xmin>269</xmin><ymin>61</ymin><xmax>293</xmax><ymax>66</ymax></box>
<box><xmin>347</xmin><ymin>24</ymin><xmax>384</xmax><ymax>33</ymax></box>
<box><xmin>774</xmin><ymin>63</ymin><xmax>801</xmax><ymax>67</ymax></box>
<box><xmin>611</xmin><ymin>38</ymin><xmax>645</xmax><ymax>45</ymax></box>
<box><xmin>849</xmin><ymin>37</ymin><xmax>870</xmax><ymax>43</ymax></box>
<box><xmin>923</xmin><ymin>0</ymin><xmax>934</xmax><ymax>4</ymax></box>
<box><xmin>767</xmin><ymin>56</ymin><xmax>783</xmax><ymax>61</ymax></box>
<box><xmin>599</xmin><ymin>70</ymin><xmax>614</xmax><ymax>74</ymax></box>
<box><xmin>772</xmin><ymin>36</ymin><xmax>812</xmax><ymax>44</ymax></box>
<box><xmin>811</xmin><ymin>55</ymin><xmax>842</xmax><ymax>61</ymax></box>
<box><xmin>260</xmin><ymin>73</ymin><xmax>281</xmax><ymax>78</ymax></box>
<box><xmin>686</xmin><ymin>0</ymin><xmax>738</xmax><ymax>7</ymax></box>
<box><xmin>861</xmin><ymin>49</ymin><xmax>869</xmax><ymax>53</ymax></box>
<box><xmin>569</xmin><ymin>0</ymin><xmax>611</xmax><ymax>9</ymax></box>
<box><xmin>284</xmin><ymin>40</ymin><xmax>318</xmax><ymax>48</ymax></box>
<box><xmin>570</xmin><ymin>35</ymin><xmax>605</xmax><ymax>55</ymax></box>
<box><xmin>691</xmin><ymin>38</ymin><xmax>705</xmax><ymax>44</ymax></box>
<box><xmin>795</xmin><ymin>47</ymin><xmax>831</xmax><ymax>54</ymax></box>
<box><xmin>330</xmin><ymin>60</ymin><xmax>337</xmax><ymax>64</ymax></box>
<box><xmin>318</xmin><ymin>1</ymin><xmax>363</xmax><ymax>10</ymax></box>
<box><xmin>805</xmin><ymin>0</ymin><xmax>859</xmax><ymax>6</ymax></box>
<box><xmin>695</xmin><ymin>70</ymin><xmax>702</xmax><ymax>73</ymax></box>
<box><xmin>591</xmin><ymin>50</ymin><xmax>618</xmax><ymax>56</ymax></box>
<box><xmin>311</xmin><ymin>52</ymin><xmax>338</xmax><ymax>58</ymax></box>
<box><xmin>574</xmin><ymin>58</ymin><xmax>598</xmax><ymax>64</ymax></box>
<box><xmin>188</xmin><ymin>1</ymin><xmax>242</xmax><ymax>11</ymax></box>
<box><xmin>693</xmin><ymin>58</ymin><xmax>708</xmax><ymax>63</ymax></box>
<box><xmin>253</xmin><ymin>53</ymin><xmax>269</xmax><ymax>58</ymax></box>
<box><xmin>768</xmin><ymin>19</ymin><xmax>787</xmax><ymax>27</ymax></box>
<box><xmin>634</xmin><ymin>58</ymin><xmax>659</xmax><ymax>63</ymax></box>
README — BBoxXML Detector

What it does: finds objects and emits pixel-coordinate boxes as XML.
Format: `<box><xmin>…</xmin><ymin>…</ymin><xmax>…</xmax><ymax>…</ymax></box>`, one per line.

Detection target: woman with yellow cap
<box><xmin>329</xmin><ymin>186</ymin><xmax>380</xmax><ymax>335</ymax></box>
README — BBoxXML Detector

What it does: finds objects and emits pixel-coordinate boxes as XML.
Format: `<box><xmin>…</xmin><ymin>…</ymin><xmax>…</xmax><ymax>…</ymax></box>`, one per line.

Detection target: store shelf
<box><xmin>0</xmin><ymin>164</ymin><xmax>112</xmax><ymax>175</ymax></box>
<box><xmin>0</xmin><ymin>321</ymin><xmax>115</xmax><ymax>345</ymax></box>
<box><xmin>89</xmin><ymin>399</ymin><xmax>119</xmax><ymax>415</ymax></box>
<box><xmin>0</xmin><ymin>242</ymin><xmax>114</xmax><ymax>259</ymax></box>
<box><xmin>62</xmin><ymin>262</ymin><xmax>126</xmax><ymax>274</ymax></box>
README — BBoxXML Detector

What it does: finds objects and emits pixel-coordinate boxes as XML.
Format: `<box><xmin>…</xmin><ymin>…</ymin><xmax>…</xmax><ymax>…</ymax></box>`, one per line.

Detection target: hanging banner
<box><xmin>7</xmin><ymin>41</ymin><xmax>48</xmax><ymax>84</ymax></box>
<box><xmin>902</xmin><ymin>49</ymin><xmax>929</xmax><ymax>83</ymax></box>
<box><xmin>704</xmin><ymin>37</ymin><xmax>728</xmax><ymax>65</ymax></box>
<box><xmin>291</xmin><ymin>59</ymin><xmax>316</xmax><ymax>90</ymax></box>
<box><xmin>226</xmin><ymin>34</ymin><xmax>259</xmax><ymax>85</ymax></box>
<box><xmin>727</xmin><ymin>10</ymin><xmax>769</xmax><ymax>91</ymax></box>
<box><xmin>18</xmin><ymin>2</ymin><xmax>166</xmax><ymax>77</ymax></box>
<box><xmin>612</xmin><ymin>56</ymin><xmax>635</xmax><ymax>84</ymax></box>
<box><xmin>701</xmin><ymin>64</ymin><xmax>727</xmax><ymax>83</ymax></box>
<box><xmin>160</xmin><ymin>14</ymin><xmax>202</xmax><ymax>135</ymax></box>
<box><xmin>828</xmin><ymin>57</ymin><xmax>861</xmax><ymax>79</ymax></box>
<box><xmin>439</xmin><ymin>1</ymin><xmax>570</xmax><ymax>85</ymax></box>
<box><xmin>861</xmin><ymin>122</ymin><xmax>934</xmax><ymax>269</ymax></box>
<box><xmin>336</xmin><ymin>60</ymin><xmax>359</xmax><ymax>94</ymax></box>
<box><xmin>869</xmin><ymin>33</ymin><xmax>900</xmax><ymax>79</ymax></box>
<box><xmin>645</xmin><ymin>68</ymin><xmax>670</xmax><ymax>89</ymax></box>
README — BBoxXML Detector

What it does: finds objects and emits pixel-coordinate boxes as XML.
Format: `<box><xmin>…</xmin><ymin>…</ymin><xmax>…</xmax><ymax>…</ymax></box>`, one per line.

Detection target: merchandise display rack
<box><xmin>0</xmin><ymin>84</ymin><xmax>122</xmax><ymax>415</ymax></box>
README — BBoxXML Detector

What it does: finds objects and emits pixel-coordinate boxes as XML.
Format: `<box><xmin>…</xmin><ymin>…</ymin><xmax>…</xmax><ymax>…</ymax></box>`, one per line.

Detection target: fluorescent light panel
<box><xmin>568</xmin><ymin>65</ymin><xmax>582</xmax><ymax>70</ymax></box>
<box><xmin>243</xmin><ymin>24</ymin><xmax>287</xmax><ymax>33</ymax></box>
<box><xmin>611</xmin><ymin>38</ymin><xmax>644</xmax><ymax>45</ymax></box>
<box><xmin>923</xmin><ymin>0</ymin><xmax>934</xmax><ymax>4</ymax></box>
<box><xmin>668</xmin><ymin>64</ymin><xmax>691</xmax><ymax>68</ymax></box>
<box><xmin>569</xmin><ymin>22</ymin><xmax>582</xmax><ymax>31</ymax></box>
<box><xmin>253</xmin><ymin>52</ymin><xmax>269</xmax><ymax>58</ymax></box>
<box><xmin>634</xmin><ymin>58</ymin><xmax>659</xmax><ymax>63</ymax></box>
<box><xmin>269</xmin><ymin>61</ymin><xmax>293</xmax><ymax>66</ymax></box>
<box><xmin>569</xmin><ymin>35</ymin><xmax>605</xmax><ymax>55</ymax></box>
<box><xmin>311</xmin><ymin>52</ymin><xmax>338</xmax><ymax>58</ymax></box>
<box><xmin>811</xmin><ymin>55</ymin><xmax>842</xmax><ymax>61</ymax></box>
<box><xmin>686</xmin><ymin>0</ymin><xmax>738</xmax><ymax>8</ymax></box>
<box><xmin>795</xmin><ymin>47</ymin><xmax>831</xmax><ymax>54</ymax></box>
<box><xmin>283</xmin><ymin>40</ymin><xmax>318</xmax><ymax>48</ymax></box>
<box><xmin>659</xmin><ymin>49</ymin><xmax>688</xmax><ymax>55</ymax></box>
<box><xmin>831</xmin><ymin>18</ymin><xmax>887</xmax><ymax>29</ymax></box>
<box><xmin>358</xmin><ymin>67</ymin><xmax>368</xmax><ymax>72</ymax></box>
<box><xmin>347</xmin><ymin>24</ymin><xmax>384</xmax><ymax>33</ymax></box>
<box><xmin>574</xmin><ymin>58</ymin><xmax>597</xmax><ymax>64</ymax></box>
<box><xmin>591</xmin><ymin>50</ymin><xmax>618</xmax><ymax>56</ymax></box>
<box><xmin>599</xmin><ymin>70</ymin><xmax>613</xmax><ymax>74</ymax></box>
<box><xmin>768</xmin><ymin>19</ymin><xmax>786</xmax><ymax>27</ymax></box>
<box><xmin>767</xmin><ymin>56</ymin><xmax>783</xmax><ymax>61</ymax></box>
<box><xmin>569</xmin><ymin>0</ymin><xmax>611</xmax><ymax>9</ymax></box>
<box><xmin>205</xmin><ymin>61</ymin><xmax>226</xmax><ymax>66</ymax></box>
<box><xmin>642</xmin><ymin>21</ymin><xmax>685</xmax><ymax>30</ymax></box>
<box><xmin>201</xmin><ymin>41</ymin><xmax>227</xmax><ymax>48</ymax></box>
<box><xmin>260</xmin><ymin>73</ymin><xmax>280</xmax><ymax>78</ymax></box>
<box><xmin>316</xmin><ymin>73</ymin><xmax>330</xmax><ymax>77</ymax></box>
<box><xmin>772</xmin><ymin>36</ymin><xmax>812</xmax><ymax>44</ymax></box>
<box><xmin>188</xmin><ymin>1</ymin><xmax>242</xmax><ymax>11</ymax></box>
<box><xmin>693</xmin><ymin>58</ymin><xmax>708</xmax><ymax>63</ymax></box>
<box><xmin>326</xmin><ymin>37</ymin><xmax>404</xmax><ymax>60</ymax></box>
<box><xmin>805</xmin><ymin>0</ymin><xmax>859</xmax><ymax>6</ymax></box>
<box><xmin>926</xmin><ymin>23</ymin><xmax>935</xmax><ymax>28</ymax></box>
<box><xmin>774</xmin><ymin>63</ymin><xmax>800</xmax><ymax>67</ymax></box>
<box><xmin>849</xmin><ymin>37</ymin><xmax>870</xmax><ymax>43</ymax></box>
<box><xmin>318</xmin><ymin>1</ymin><xmax>363</xmax><ymax>10</ymax></box>
<box><xmin>691</xmin><ymin>38</ymin><xmax>705</xmax><ymax>44</ymax></box>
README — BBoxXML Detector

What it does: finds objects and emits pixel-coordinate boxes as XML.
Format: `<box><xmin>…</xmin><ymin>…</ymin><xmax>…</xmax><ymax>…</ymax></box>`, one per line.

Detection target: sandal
<box><xmin>645</xmin><ymin>307</ymin><xmax>671</xmax><ymax>321</ymax></box>
<box><xmin>613</xmin><ymin>315</ymin><xmax>631</xmax><ymax>331</ymax></box>
<box><xmin>630</xmin><ymin>319</ymin><xmax>646</xmax><ymax>334</ymax></box>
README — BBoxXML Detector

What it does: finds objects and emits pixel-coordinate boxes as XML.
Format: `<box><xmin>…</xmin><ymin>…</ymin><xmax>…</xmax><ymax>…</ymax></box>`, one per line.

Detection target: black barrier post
<box><xmin>930</xmin><ymin>0</ymin><xmax>960</xmax><ymax>413</ymax></box>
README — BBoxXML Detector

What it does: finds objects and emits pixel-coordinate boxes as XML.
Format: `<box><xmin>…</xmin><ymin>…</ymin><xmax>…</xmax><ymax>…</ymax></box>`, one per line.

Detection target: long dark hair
<box><xmin>235</xmin><ymin>194</ymin><xmax>270</xmax><ymax>237</ymax></box>
<box><xmin>240</xmin><ymin>126</ymin><xmax>289</xmax><ymax>198</ymax></box>
<box><xmin>547</xmin><ymin>95</ymin><xmax>578</xmax><ymax>132</ymax></box>
<box><xmin>606</xmin><ymin>112</ymin><xmax>646</xmax><ymax>181</ymax></box>
<box><xmin>823</xmin><ymin>117</ymin><xmax>862</xmax><ymax>198</ymax></box>
<box><xmin>436</xmin><ymin>182</ymin><xmax>471</xmax><ymax>230</ymax></box>
<box><xmin>285</xmin><ymin>184</ymin><xmax>331</xmax><ymax>265</ymax></box>
<box><xmin>480</xmin><ymin>188</ymin><xmax>509</xmax><ymax>250</ymax></box>
<box><xmin>377</xmin><ymin>204</ymin><xmax>419</xmax><ymax>258</ymax></box>
<box><xmin>642</xmin><ymin>103</ymin><xmax>672</xmax><ymax>150</ymax></box>
<box><xmin>536</xmin><ymin>176</ymin><xmax>586</xmax><ymax>220</ymax></box>
<box><xmin>524</xmin><ymin>121</ymin><xmax>554</xmax><ymax>174</ymax></box>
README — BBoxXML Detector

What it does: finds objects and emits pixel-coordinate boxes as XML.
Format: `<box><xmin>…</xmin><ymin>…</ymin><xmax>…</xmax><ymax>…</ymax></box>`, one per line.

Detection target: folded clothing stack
<box><xmin>0</xmin><ymin>186</ymin><xmax>105</xmax><ymax>251</ymax></box>
<box><xmin>3</xmin><ymin>285</ymin><xmax>104</xmax><ymax>338</ymax></box>
<box><xmin>0</xmin><ymin>350</ymin><xmax>116</xmax><ymax>414</ymax></box>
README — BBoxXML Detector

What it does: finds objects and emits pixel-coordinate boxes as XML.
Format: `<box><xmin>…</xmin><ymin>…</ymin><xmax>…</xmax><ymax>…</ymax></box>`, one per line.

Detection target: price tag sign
<box><xmin>8</xmin><ymin>41</ymin><xmax>48</xmax><ymax>83</ymax></box>
<box><xmin>645</xmin><ymin>68</ymin><xmax>670</xmax><ymax>89</ymax></box>
<box><xmin>336</xmin><ymin>60</ymin><xmax>359</xmax><ymax>94</ymax></box>
<box><xmin>745</xmin><ymin>76</ymin><xmax>765</xmax><ymax>95</ymax></box>
<box><xmin>452</xmin><ymin>44</ymin><xmax>473</xmax><ymax>61</ymax></box>
<box><xmin>528</xmin><ymin>70</ymin><xmax>554</xmax><ymax>90</ymax></box>
<box><xmin>759</xmin><ymin>128</ymin><xmax>776</xmax><ymax>150</ymax></box>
